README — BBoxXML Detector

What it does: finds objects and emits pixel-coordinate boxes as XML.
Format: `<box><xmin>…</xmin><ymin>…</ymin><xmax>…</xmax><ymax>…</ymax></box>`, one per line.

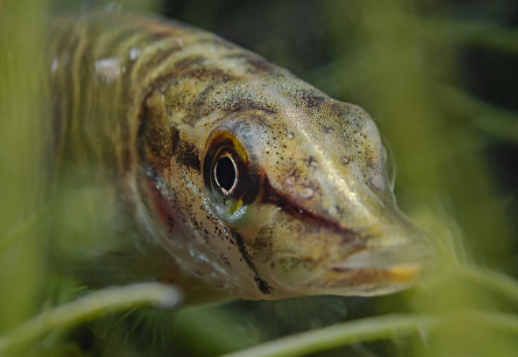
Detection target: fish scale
<box><xmin>50</xmin><ymin>12</ymin><xmax>434</xmax><ymax>302</ymax></box>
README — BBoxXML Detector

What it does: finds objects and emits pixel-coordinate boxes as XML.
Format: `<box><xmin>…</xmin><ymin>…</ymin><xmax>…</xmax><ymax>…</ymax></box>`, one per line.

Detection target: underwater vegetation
<box><xmin>1</xmin><ymin>0</ymin><xmax>518</xmax><ymax>356</ymax></box>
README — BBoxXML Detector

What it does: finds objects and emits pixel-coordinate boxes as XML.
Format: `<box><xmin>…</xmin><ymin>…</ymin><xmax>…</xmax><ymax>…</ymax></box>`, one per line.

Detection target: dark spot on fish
<box><xmin>144</xmin><ymin>46</ymin><xmax>182</xmax><ymax>74</ymax></box>
<box><xmin>172</xmin><ymin>55</ymin><xmax>206</xmax><ymax>72</ymax></box>
<box><xmin>182</xmin><ymin>67</ymin><xmax>233</xmax><ymax>82</ymax></box>
<box><xmin>232</xmin><ymin>231</ymin><xmax>254</xmax><ymax>270</ymax></box>
<box><xmin>182</xmin><ymin>84</ymin><xmax>216</xmax><ymax>125</ymax></box>
<box><xmin>254</xmin><ymin>277</ymin><xmax>272</xmax><ymax>294</ymax></box>
<box><xmin>147</xmin><ymin>73</ymin><xmax>177</xmax><ymax>94</ymax></box>
<box><xmin>299</xmin><ymin>90</ymin><xmax>327</xmax><ymax>108</ymax></box>
<box><xmin>175</xmin><ymin>140</ymin><xmax>201</xmax><ymax>172</ymax></box>
<box><xmin>171</xmin><ymin>126</ymin><xmax>180</xmax><ymax>155</ymax></box>
<box><xmin>226</xmin><ymin>95</ymin><xmax>276</xmax><ymax>116</ymax></box>
<box><xmin>329</xmin><ymin>101</ymin><xmax>351</xmax><ymax>118</ymax></box>
<box><xmin>251</xmin><ymin>226</ymin><xmax>274</xmax><ymax>259</ymax></box>
<box><xmin>220</xmin><ymin>254</ymin><xmax>231</xmax><ymax>268</ymax></box>
<box><xmin>167</xmin><ymin>214</ymin><xmax>175</xmax><ymax>233</ymax></box>
<box><xmin>231</xmin><ymin>101</ymin><xmax>276</xmax><ymax>116</ymax></box>
<box><xmin>232</xmin><ymin>231</ymin><xmax>271</xmax><ymax>294</ymax></box>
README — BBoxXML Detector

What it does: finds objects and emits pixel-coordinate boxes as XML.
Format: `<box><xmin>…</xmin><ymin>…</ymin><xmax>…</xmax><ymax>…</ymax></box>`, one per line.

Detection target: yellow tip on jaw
<box><xmin>387</xmin><ymin>263</ymin><xmax>421</xmax><ymax>283</ymax></box>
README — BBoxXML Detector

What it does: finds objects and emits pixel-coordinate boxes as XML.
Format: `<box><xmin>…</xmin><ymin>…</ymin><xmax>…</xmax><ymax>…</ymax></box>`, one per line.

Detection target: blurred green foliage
<box><xmin>0</xmin><ymin>0</ymin><xmax>49</xmax><ymax>347</ymax></box>
<box><xmin>1</xmin><ymin>0</ymin><xmax>518</xmax><ymax>356</ymax></box>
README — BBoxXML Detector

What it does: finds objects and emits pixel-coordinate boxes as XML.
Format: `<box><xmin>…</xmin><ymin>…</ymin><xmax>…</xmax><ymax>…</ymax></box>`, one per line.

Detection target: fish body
<box><xmin>50</xmin><ymin>13</ymin><xmax>433</xmax><ymax>301</ymax></box>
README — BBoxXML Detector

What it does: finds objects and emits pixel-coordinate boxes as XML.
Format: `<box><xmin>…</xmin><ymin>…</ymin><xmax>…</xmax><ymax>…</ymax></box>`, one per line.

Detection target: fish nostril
<box><xmin>328</xmin><ymin>205</ymin><xmax>338</xmax><ymax>216</ymax></box>
<box><xmin>370</xmin><ymin>174</ymin><xmax>385</xmax><ymax>190</ymax></box>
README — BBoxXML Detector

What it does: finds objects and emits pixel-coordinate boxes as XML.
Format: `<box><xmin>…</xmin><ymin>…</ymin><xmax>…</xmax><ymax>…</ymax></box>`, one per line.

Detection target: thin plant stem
<box><xmin>0</xmin><ymin>282</ymin><xmax>181</xmax><ymax>353</ymax></box>
<box><xmin>437</xmin><ymin>86</ymin><xmax>518</xmax><ymax>142</ymax></box>
<box><xmin>220</xmin><ymin>314</ymin><xmax>440</xmax><ymax>357</ymax></box>
<box><xmin>462</xmin><ymin>265</ymin><xmax>518</xmax><ymax>305</ymax></box>
<box><xmin>221</xmin><ymin>311</ymin><xmax>518</xmax><ymax>357</ymax></box>
<box><xmin>423</xmin><ymin>18</ymin><xmax>518</xmax><ymax>54</ymax></box>
<box><xmin>462</xmin><ymin>311</ymin><xmax>518</xmax><ymax>334</ymax></box>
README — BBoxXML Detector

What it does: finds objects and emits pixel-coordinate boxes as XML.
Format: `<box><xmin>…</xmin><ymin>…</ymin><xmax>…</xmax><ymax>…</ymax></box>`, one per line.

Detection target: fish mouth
<box><xmin>314</xmin><ymin>242</ymin><xmax>434</xmax><ymax>296</ymax></box>
<box><xmin>271</xmin><ymin>240</ymin><xmax>434</xmax><ymax>297</ymax></box>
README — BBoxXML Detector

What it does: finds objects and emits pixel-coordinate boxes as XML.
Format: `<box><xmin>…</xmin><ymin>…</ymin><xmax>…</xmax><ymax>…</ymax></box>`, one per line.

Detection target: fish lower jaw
<box><xmin>315</xmin><ymin>263</ymin><xmax>421</xmax><ymax>296</ymax></box>
<box><xmin>319</xmin><ymin>246</ymin><xmax>433</xmax><ymax>296</ymax></box>
<box><xmin>268</xmin><ymin>266</ymin><xmax>420</xmax><ymax>298</ymax></box>
<box><xmin>271</xmin><ymin>243</ymin><xmax>433</xmax><ymax>297</ymax></box>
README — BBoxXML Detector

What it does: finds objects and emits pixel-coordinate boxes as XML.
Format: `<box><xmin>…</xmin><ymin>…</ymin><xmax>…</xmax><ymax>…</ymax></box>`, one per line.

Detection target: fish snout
<box><xmin>269</xmin><ymin>219</ymin><xmax>435</xmax><ymax>297</ymax></box>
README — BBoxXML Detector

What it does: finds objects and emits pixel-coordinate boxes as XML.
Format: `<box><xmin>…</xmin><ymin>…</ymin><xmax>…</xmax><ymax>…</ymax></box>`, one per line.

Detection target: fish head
<box><xmin>198</xmin><ymin>87</ymin><xmax>434</xmax><ymax>299</ymax></box>
<box><xmin>139</xmin><ymin>53</ymin><xmax>434</xmax><ymax>300</ymax></box>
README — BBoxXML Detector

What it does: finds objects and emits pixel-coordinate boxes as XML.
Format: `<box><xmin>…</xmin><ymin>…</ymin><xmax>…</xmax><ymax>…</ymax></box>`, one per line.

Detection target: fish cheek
<box><xmin>137</xmin><ymin>90</ymin><xmax>208</xmax><ymax>266</ymax></box>
<box><xmin>137</xmin><ymin>88</ymin><xmax>203</xmax><ymax>237</ymax></box>
<box><xmin>136</xmin><ymin>89</ymin><xmax>179</xmax><ymax>232</ymax></box>
<box><xmin>258</xmin><ymin>210</ymin><xmax>341</xmax><ymax>277</ymax></box>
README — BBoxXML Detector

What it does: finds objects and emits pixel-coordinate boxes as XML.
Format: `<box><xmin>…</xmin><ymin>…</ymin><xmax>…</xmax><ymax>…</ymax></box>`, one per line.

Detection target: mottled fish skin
<box><xmin>50</xmin><ymin>13</ymin><xmax>433</xmax><ymax>300</ymax></box>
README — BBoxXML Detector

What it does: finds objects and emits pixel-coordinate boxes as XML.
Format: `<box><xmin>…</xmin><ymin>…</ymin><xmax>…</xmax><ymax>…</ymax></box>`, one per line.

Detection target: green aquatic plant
<box><xmin>1</xmin><ymin>0</ymin><xmax>518</xmax><ymax>356</ymax></box>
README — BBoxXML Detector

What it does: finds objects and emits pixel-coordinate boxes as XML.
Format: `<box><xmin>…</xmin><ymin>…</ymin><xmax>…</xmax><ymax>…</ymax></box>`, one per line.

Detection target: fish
<box><xmin>49</xmin><ymin>12</ymin><xmax>434</xmax><ymax>303</ymax></box>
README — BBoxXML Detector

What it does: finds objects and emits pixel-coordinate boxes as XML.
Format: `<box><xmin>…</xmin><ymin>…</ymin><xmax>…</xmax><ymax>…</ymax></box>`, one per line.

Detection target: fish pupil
<box><xmin>215</xmin><ymin>156</ymin><xmax>236</xmax><ymax>192</ymax></box>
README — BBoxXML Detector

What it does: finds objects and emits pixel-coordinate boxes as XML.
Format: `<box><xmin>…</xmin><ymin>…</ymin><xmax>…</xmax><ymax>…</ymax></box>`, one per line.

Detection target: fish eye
<box><xmin>203</xmin><ymin>130</ymin><xmax>262</xmax><ymax>224</ymax></box>
<box><xmin>214</xmin><ymin>155</ymin><xmax>237</xmax><ymax>193</ymax></box>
